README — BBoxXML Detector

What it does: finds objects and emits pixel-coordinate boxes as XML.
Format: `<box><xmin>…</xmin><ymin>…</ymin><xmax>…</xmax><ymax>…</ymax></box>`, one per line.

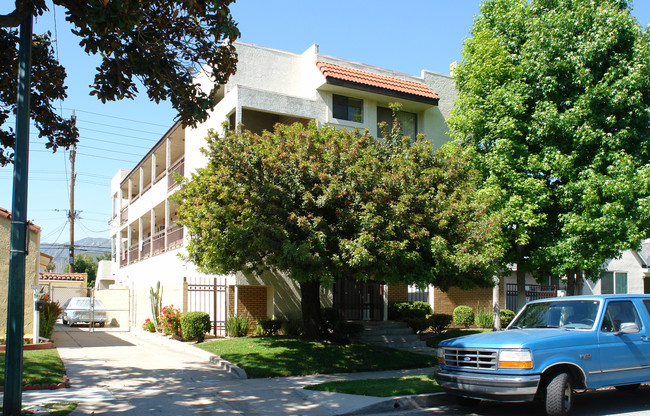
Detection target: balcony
<box><xmin>128</xmin><ymin>244</ymin><xmax>139</xmax><ymax>264</ymax></box>
<box><xmin>152</xmin><ymin>230</ymin><xmax>165</xmax><ymax>255</ymax></box>
<box><xmin>168</xmin><ymin>157</ymin><xmax>184</xmax><ymax>191</ymax></box>
<box><xmin>141</xmin><ymin>237</ymin><xmax>151</xmax><ymax>260</ymax></box>
<box><xmin>120</xmin><ymin>252</ymin><xmax>127</xmax><ymax>267</ymax></box>
<box><xmin>167</xmin><ymin>226</ymin><xmax>184</xmax><ymax>250</ymax></box>
<box><xmin>120</xmin><ymin>207</ymin><xmax>128</xmax><ymax>226</ymax></box>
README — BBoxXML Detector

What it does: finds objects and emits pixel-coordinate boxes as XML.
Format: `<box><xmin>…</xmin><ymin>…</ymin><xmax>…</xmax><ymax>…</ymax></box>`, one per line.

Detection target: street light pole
<box><xmin>3</xmin><ymin>9</ymin><xmax>33</xmax><ymax>416</ymax></box>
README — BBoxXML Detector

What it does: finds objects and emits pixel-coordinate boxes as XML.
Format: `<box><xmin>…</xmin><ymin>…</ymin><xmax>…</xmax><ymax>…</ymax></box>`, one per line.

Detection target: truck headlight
<box><xmin>499</xmin><ymin>349</ymin><xmax>533</xmax><ymax>369</ymax></box>
<box><xmin>436</xmin><ymin>348</ymin><xmax>444</xmax><ymax>364</ymax></box>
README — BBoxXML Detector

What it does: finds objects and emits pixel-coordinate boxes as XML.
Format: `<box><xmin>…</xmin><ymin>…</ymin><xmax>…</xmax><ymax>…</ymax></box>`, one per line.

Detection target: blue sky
<box><xmin>1</xmin><ymin>0</ymin><xmax>649</xmax><ymax>245</ymax></box>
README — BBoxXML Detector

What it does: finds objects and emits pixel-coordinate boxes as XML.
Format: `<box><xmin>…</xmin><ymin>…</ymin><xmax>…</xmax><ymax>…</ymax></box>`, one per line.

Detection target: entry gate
<box><xmin>185</xmin><ymin>276</ymin><xmax>228</xmax><ymax>336</ymax></box>
<box><xmin>39</xmin><ymin>284</ymin><xmax>131</xmax><ymax>332</ymax></box>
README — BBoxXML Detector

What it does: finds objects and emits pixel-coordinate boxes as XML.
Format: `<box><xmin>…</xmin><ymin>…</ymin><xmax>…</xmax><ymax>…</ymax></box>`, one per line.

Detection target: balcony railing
<box><xmin>154</xmin><ymin>170</ymin><xmax>166</xmax><ymax>184</ymax></box>
<box><xmin>167</xmin><ymin>226</ymin><xmax>184</xmax><ymax>250</ymax></box>
<box><xmin>168</xmin><ymin>157</ymin><xmax>184</xmax><ymax>191</ymax></box>
<box><xmin>141</xmin><ymin>237</ymin><xmax>151</xmax><ymax>259</ymax></box>
<box><xmin>152</xmin><ymin>230</ymin><xmax>165</xmax><ymax>255</ymax></box>
<box><xmin>128</xmin><ymin>244</ymin><xmax>139</xmax><ymax>264</ymax></box>
<box><xmin>120</xmin><ymin>207</ymin><xmax>128</xmax><ymax>225</ymax></box>
<box><xmin>120</xmin><ymin>252</ymin><xmax>127</xmax><ymax>267</ymax></box>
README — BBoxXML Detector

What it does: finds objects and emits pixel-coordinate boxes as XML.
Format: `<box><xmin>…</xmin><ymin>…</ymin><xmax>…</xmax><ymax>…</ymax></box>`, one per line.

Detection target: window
<box><xmin>377</xmin><ymin>106</ymin><xmax>417</xmax><ymax>139</ymax></box>
<box><xmin>333</xmin><ymin>94</ymin><xmax>363</xmax><ymax>122</ymax></box>
<box><xmin>601</xmin><ymin>272</ymin><xmax>628</xmax><ymax>294</ymax></box>
<box><xmin>601</xmin><ymin>300</ymin><xmax>640</xmax><ymax>332</ymax></box>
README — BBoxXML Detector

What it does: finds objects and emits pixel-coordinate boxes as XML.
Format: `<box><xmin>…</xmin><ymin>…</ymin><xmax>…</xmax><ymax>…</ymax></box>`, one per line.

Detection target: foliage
<box><xmin>39</xmin><ymin>296</ymin><xmax>62</xmax><ymax>339</ymax></box>
<box><xmin>450</xmin><ymin>0</ymin><xmax>650</xmax><ymax>293</ymax></box>
<box><xmin>388</xmin><ymin>301</ymin><xmax>432</xmax><ymax>320</ymax></box>
<box><xmin>175</xmin><ymin>121</ymin><xmax>503</xmax><ymax>337</ymax></box>
<box><xmin>0</xmin><ymin>348</ymin><xmax>66</xmax><ymax>386</ymax></box>
<box><xmin>321</xmin><ymin>307</ymin><xmax>342</xmax><ymax>331</ymax></box>
<box><xmin>142</xmin><ymin>318</ymin><xmax>156</xmax><ymax>333</ymax></box>
<box><xmin>225</xmin><ymin>315</ymin><xmax>250</xmax><ymax>337</ymax></box>
<box><xmin>149</xmin><ymin>282</ymin><xmax>163</xmax><ymax>330</ymax></box>
<box><xmin>158</xmin><ymin>305</ymin><xmax>181</xmax><ymax>336</ymax></box>
<box><xmin>500</xmin><ymin>309</ymin><xmax>516</xmax><ymax>328</ymax></box>
<box><xmin>282</xmin><ymin>319</ymin><xmax>302</xmax><ymax>337</ymax></box>
<box><xmin>428</xmin><ymin>314</ymin><xmax>453</xmax><ymax>334</ymax></box>
<box><xmin>474</xmin><ymin>307</ymin><xmax>494</xmax><ymax>329</ymax></box>
<box><xmin>403</xmin><ymin>317</ymin><xmax>430</xmax><ymax>333</ymax></box>
<box><xmin>180</xmin><ymin>311</ymin><xmax>212</xmax><ymax>342</ymax></box>
<box><xmin>254</xmin><ymin>318</ymin><xmax>283</xmax><ymax>337</ymax></box>
<box><xmin>304</xmin><ymin>375</ymin><xmax>442</xmax><ymax>397</ymax></box>
<box><xmin>63</xmin><ymin>254</ymin><xmax>99</xmax><ymax>288</ymax></box>
<box><xmin>453</xmin><ymin>305</ymin><xmax>475</xmax><ymax>328</ymax></box>
<box><xmin>0</xmin><ymin>0</ymin><xmax>240</xmax><ymax>166</ymax></box>
<box><xmin>335</xmin><ymin>321</ymin><xmax>364</xmax><ymax>338</ymax></box>
<box><xmin>196</xmin><ymin>336</ymin><xmax>437</xmax><ymax>378</ymax></box>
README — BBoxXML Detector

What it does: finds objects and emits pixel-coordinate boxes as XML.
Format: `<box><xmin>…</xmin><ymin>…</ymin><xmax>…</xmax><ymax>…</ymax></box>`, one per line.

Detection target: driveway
<box><xmin>52</xmin><ymin>325</ymin><xmax>242</xmax><ymax>415</ymax></box>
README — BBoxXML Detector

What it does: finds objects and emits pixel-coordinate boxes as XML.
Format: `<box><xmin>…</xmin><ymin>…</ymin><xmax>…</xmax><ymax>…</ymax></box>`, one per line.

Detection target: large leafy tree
<box><xmin>64</xmin><ymin>252</ymin><xmax>110</xmax><ymax>288</ymax></box>
<box><xmin>450</xmin><ymin>0</ymin><xmax>650</xmax><ymax>301</ymax></box>
<box><xmin>0</xmin><ymin>0</ymin><xmax>240</xmax><ymax>165</ymax></box>
<box><xmin>174</xmin><ymin>120</ymin><xmax>504</xmax><ymax>338</ymax></box>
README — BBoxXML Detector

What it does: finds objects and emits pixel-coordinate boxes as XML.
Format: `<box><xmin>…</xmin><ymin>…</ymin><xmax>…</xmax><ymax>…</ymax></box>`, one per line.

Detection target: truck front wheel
<box><xmin>545</xmin><ymin>372</ymin><xmax>573</xmax><ymax>416</ymax></box>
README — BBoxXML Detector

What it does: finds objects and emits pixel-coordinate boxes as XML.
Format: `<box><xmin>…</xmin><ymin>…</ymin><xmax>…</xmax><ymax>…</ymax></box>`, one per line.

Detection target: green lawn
<box><xmin>305</xmin><ymin>374</ymin><xmax>442</xmax><ymax>397</ymax></box>
<box><xmin>424</xmin><ymin>329</ymin><xmax>491</xmax><ymax>348</ymax></box>
<box><xmin>196</xmin><ymin>337</ymin><xmax>437</xmax><ymax>378</ymax></box>
<box><xmin>0</xmin><ymin>349</ymin><xmax>66</xmax><ymax>386</ymax></box>
<box><xmin>0</xmin><ymin>402</ymin><xmax>77</xmax><ymax>416</ymax></box>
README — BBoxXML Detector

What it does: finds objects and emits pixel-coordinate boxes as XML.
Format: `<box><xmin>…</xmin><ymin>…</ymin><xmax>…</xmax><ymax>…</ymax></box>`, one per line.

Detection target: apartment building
<box><xmin>108</xmin><ymin>41</ymin><xmax>457</xmax><ymax>328</ymax></box>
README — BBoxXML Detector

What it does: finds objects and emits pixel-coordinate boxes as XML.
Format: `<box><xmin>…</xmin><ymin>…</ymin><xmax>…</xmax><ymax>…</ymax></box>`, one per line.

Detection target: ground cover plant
<box><xmin>304</xmin><ymin>375</ymin><xmax>442</xmax><ymax>397</ymax></box>
<box><xmin>196</xmin><ymin>337</ymin><xmax>436</xmax><ymax>378</ymax></box>
<box><xmin>0</xmin><ymin>349</ymin><xmax>65</xmax><ymax>386</ymax></box>
<box><xmin>0</xmin><ymin>402</ymin><xmax>77</xmax><ymax>416</ymax></box>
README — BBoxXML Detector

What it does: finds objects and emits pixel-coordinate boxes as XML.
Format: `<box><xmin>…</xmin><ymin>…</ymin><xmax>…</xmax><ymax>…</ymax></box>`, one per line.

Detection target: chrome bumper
<box><xmin>434</xmin><ymin>367</ymin><xmax>540</xmax><ymax>402</ymax></box>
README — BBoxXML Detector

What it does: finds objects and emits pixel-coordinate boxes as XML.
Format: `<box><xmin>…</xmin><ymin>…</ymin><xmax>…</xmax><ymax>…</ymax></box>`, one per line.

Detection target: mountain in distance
<box><xmin>41</xmin><ymin>237</ymin><xmax>111</xmax><ymax>272</ymax></box>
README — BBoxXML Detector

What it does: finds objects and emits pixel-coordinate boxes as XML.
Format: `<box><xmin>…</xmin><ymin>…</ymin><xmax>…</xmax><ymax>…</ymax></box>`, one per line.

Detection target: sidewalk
<box><xmin>4</xmin><ymin>327</ymin><xmax>443</xmax><ymax>415</ymax></box>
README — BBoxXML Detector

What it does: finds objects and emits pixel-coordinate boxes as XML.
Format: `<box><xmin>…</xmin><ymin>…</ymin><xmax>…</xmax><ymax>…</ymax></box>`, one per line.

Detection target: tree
<box><xmin>0</xmin><ymin>0</ymin><xmax>240</xmax><ymax>165</ymax></box>
<box><xmin>174</xmin><ymin>119</ymin><xmax>504</xmax><ymax>338</ymax></box>
<box><xmin>449</xmin><ymin>0</ymin><xmax>650</xmax><ymax>300</ymax></box>
<box><xmin>64</xmin><ymin>252</ymin><xmax>109</xmax><ymax>288</ymax></box>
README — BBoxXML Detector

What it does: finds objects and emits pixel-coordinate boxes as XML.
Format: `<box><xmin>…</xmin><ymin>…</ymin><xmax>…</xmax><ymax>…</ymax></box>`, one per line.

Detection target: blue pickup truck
<box><xmin>434</xmin><ymin>294</ymin><xmax>650</xmax><ymax>416</ymax></box>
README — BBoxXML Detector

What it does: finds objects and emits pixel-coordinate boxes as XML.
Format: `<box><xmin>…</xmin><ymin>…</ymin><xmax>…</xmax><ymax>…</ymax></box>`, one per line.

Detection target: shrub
<box><xmin>159</xmin><ymin>305</ymin><xmax>182</xmax><ymax>336</ymax></box>
<box><xmin>283</xmin><ymin>318</ymin><xmax>302</xmax><ymax>336</ymax></box>
<box><xmin>39</xmin><ymin>298</ymin><xmax>62</xmax><ymax>339</ymax></box>
<box><xmin>500</xmin><ymin>309</ymin><xmax>516</xmax><ymax>328</ymax></box>
<box><xmin>388</xmin><ymin>301</ymin><xmax>432</xmax><ymax>320</ymax></box>
<box><xmin>335</xmin><ymin>321</ymin><xmax>364</xmax><ymax>338</ymax></box>
<box><xmin>453</xmin><ymin>305</ymin><xmax>474</xmax><ymax>328</ymax></box>
<box><xmin>180</xmin><ymin>312</ymin><xmax>212</xmax><ymax>342</ymax></box>
<box><xmin>226</xmin><ymin>315</ymin><xmax>250</xmax><ymax>337</ymax></box>
<box><xmin>142</xmin><ymin>318</ymin><xmax>156</xmax><ymax>333</ymax></box>
<box><xmin>321</xmin><ymin>307</ymin><xmax>341</xmax><ymax>330</ymax></box>
<box><xmin>255</xmin><ymin>318</ymin><xmax>283</xmax><ymax>336</ymax></box>
<box><xmin>428</xmin><ymin>314</ymin><xmax>453</xmax><ymax>334</ymax></box>
<box><xmin>404</xmin><ymin>317</ymin><xmax>429</xmax><ymax>333</ymax></box>
<box><xmin>475</xmin><ymin>307</ymin><xmax>494</xmax><ymax>329</ymax></box>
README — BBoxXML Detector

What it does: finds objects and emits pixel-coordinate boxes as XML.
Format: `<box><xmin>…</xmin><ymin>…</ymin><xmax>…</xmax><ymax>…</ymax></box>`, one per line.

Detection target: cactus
<box><xmin>149</xmin><ymin>282</ymin><xmax>163</xmax><ymax>330</ymax></box>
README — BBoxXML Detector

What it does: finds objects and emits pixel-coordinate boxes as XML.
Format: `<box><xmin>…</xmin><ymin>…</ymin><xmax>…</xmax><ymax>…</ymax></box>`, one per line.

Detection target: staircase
<box><xmin>354</xmin><ymin>320</ymin><xmax>436</xmax><ymax>356</ymax></box>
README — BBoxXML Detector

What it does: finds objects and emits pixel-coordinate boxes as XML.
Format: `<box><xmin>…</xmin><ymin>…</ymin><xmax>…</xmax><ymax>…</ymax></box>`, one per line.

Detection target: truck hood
<box><xmin>439</xmin><ymin>328</ymin><xmax>593</xmax><ymax>350</ymax></box>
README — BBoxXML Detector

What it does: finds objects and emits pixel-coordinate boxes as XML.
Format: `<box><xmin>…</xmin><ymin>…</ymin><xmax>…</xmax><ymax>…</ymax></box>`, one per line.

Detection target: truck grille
<box><xmin>442</xmin><ymin>348</ymin><xmax>498</xmax><ymax>370</ymax></box>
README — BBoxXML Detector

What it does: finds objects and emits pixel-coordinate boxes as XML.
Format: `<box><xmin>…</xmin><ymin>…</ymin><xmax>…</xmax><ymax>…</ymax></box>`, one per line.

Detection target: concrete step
<box><xmin>359</xmin><ymin>327</ymin><xmax>415</xmax><ymax>336</ymax></box>
<box><xmin>352</xmin><ymin>320</ymin><xmax>435</xmax><ymax>353</ymax></box>
<box><xmin>357</xmin><ymin>334</ymin><xmax>423</xmax><ymax>344</ymax></box>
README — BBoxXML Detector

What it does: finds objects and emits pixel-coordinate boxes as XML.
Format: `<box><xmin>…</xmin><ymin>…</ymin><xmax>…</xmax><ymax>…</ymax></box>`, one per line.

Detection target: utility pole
<box><xmin>69</xmin><ymin>111</ymin><xmax>76</xmax><ymax>272</ymax></box>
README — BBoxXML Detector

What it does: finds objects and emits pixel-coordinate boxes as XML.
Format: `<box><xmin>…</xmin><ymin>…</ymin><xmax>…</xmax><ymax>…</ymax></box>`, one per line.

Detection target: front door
<box><xmin>333</xmin><ymin>279</ymin><xmax>384</xmax><ymax>321</ymax></box>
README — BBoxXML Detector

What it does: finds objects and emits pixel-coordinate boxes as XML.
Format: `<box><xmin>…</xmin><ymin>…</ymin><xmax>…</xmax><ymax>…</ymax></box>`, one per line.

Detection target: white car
<box><xmin>61</xmin><ymin>297</ymin><xmax>108</xmax><ymax>327</ymax></box>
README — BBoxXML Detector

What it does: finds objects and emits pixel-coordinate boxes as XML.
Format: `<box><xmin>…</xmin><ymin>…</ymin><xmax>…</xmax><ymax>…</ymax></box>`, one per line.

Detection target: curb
<box><xmin>128</xmin><ymin>329</ymin><xmax>248</xmax><ymax>379</ymax></box>
<box><xmin>337</xmin><ymin>392</ymin><xmax>450</xmax><ymax>415</ymax></box>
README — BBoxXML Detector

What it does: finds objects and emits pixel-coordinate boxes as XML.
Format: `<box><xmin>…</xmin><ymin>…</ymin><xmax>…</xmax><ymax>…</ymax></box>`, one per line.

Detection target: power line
<box><xmin>80</xmin><ymin>127</ymin><xmax>159</xmax><ymax>142</ymax></box>
<box><xmin>77</xmin><ymin>144</ymin><xmax>145</xmax><ymax>157</ymax></box>
<box><xmin>76</xmin><ymin>119</ymin><xmax>165</xmax><ymax>135</ymax></box>
<box><xmin>62</xmin><ymin>108</ymin><xmax>171</xmax><ymax>128</ymax></box>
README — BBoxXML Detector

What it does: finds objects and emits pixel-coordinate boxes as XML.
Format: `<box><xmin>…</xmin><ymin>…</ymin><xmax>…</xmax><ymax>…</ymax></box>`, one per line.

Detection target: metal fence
<box><xmin>333</xmin><ymin>280</ymin><xmax>384</xmax><ymax>321</ymax></box>
<box><xmin>506</xmin><ymin>283</ymin><xmax>557</xmax><ymax>311</ymax></box>
<box><xmin>185</xmin><ymin>276</ymin><xmax>228</xmax><ymax>336</ymax></box>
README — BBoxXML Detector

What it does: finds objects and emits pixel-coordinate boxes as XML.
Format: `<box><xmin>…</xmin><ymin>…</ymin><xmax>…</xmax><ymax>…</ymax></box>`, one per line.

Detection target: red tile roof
<box><xmin>0</xmin><ymin>206</ymin><xmax>41</xmax><ymax>233</ymax></box>
<box><xmin>316</xmin><ymin>61</ymin><xmax>439</xmax><ymax>102</ymax></box>
<box><xmin>40</xmin><ymin>272</ymin><xmax>87</xmax><ymax>282</ymax></box>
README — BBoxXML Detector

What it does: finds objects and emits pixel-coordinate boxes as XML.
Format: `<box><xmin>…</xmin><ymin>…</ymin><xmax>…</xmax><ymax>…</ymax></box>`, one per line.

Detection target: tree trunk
<box><xmin>516</xmin><ymin>245</ymin><xmax>527</xmax><ymax>312</ymax></box>
<box><xmin>566</xmin><ymin>268</ymin><xmax>579</xmax><ymax>296</ymax></box>
<box><xmin>300</xmin><ymin>280</ymin><xmax>323</xmax><ymax>339</ymax></box>
<box><xmin>492</xmin><ymin>276</ymin><xmax>502</xmax><ymax>331</ymax></box>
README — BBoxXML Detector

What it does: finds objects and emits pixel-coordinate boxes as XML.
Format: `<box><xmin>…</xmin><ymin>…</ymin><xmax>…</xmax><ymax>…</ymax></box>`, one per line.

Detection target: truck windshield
<box><xmin>509</xmin><ymin>300</ymin><xmax>600</xmax><ymax>330</ymax></box>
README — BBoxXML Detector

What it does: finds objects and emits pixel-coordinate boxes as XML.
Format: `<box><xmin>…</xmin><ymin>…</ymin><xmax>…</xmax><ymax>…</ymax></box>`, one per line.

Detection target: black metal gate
<box><xmin>185</xmin><ymin>276</ymin><xmax>228</xmax><ymax>336</ymax></box>
<box><xmin>333</xmin><ymin>279</ymin><xmax>384</xmax><ymax>321</ymax></box>
<box><xmin>506</xmin><ymin>283</ymin><xmax>558</xmax><ymax>311</ymax></box>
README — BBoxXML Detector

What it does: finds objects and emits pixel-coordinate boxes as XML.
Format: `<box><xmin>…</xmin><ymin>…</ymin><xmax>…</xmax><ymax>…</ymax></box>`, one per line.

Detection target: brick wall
<box><xmin>432</xmin><ymin>286</ymin><xmax>504</xmax><ymax>316</ymax></box>
<box><xmin>388</xmin><ymin>283</ymin><xmax>408</xmax><ymax>303</ymax></box>
<box><xmin>229</xmin><ymin>285</ymin><xmax>267</xmax><ymax>334</ymax></box>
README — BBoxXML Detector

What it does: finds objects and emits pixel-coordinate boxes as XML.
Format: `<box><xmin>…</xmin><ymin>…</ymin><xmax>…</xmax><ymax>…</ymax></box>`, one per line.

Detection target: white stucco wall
<box><xmin>583</xmin><ymin>250</ymin><xmax>647</xmax><ymax>295</ymax></box>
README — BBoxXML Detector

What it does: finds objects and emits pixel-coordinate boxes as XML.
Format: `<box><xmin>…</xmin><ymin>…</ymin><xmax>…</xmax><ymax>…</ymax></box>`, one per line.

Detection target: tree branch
<box><xmin>0</xmin><ymin>8</ymin><xmax>29</xmax><ymax>28</ymax></box>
